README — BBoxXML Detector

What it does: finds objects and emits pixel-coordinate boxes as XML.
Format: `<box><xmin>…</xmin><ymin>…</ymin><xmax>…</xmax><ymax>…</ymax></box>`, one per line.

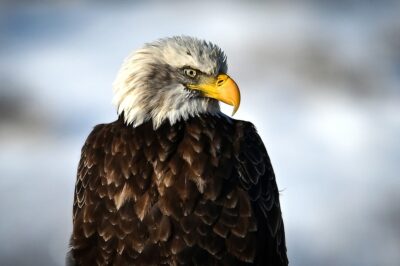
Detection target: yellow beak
<box><xmin>188</xmin><ymin>74</ymin><xmax>241</xmax><ymax>116</ymax></box>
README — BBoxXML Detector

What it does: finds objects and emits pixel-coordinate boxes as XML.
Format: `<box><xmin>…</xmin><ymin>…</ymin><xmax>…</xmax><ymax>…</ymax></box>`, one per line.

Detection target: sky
<box><xmin>0</xmin><ymin>1</ymin><xmax>399</xmax><ymax>265</ymax></box>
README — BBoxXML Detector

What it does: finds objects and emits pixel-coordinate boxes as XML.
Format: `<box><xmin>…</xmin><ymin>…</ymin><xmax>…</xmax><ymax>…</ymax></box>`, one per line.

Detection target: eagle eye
<box><xmin>183</xmin><ymin>68</ymin><xmax>197</xmax><ymax>78</ymax></box>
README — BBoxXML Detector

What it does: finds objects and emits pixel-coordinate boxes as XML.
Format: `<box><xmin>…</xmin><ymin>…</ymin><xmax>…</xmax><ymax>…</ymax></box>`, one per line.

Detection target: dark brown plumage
<box><xmin>68</xmin><ymin>114</ymin><xmax>288</xmax><ymax>265</ymax></box>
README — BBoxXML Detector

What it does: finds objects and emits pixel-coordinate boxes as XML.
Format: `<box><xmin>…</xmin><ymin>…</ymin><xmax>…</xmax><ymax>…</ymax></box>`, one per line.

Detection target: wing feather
<box><xmin>235</xmin><ymin>121</ymin><xmax>288</xmax><ymax>265</ymax></box>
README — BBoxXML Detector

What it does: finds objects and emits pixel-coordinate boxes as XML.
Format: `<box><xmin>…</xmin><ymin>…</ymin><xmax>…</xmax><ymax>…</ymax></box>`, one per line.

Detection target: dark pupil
<box><xmin>187</xmin><ymin>70</ymin><xmax>195</xmax><ymax>76</ymax></box>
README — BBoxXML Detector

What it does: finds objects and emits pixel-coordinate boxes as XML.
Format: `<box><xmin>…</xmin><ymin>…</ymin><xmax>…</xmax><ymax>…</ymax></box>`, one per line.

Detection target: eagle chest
<box><xmin>73</xmin><ymin>117</ymin><xmax>259</xmax><ymax>265</ymax></box>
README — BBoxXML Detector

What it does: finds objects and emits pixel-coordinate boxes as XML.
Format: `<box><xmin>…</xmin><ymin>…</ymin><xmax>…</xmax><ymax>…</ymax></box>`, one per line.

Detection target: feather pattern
<box><xmin>69</xmin><ymin>114</ymin><xmax>288</xmax><ymax>265</ymax></box>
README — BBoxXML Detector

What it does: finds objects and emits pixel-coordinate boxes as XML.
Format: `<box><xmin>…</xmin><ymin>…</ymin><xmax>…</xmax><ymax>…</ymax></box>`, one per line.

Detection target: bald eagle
<box><xmin>68</xmin><ymin>36</ymin><xmax>288</xmax><ymax>266</ymax></box>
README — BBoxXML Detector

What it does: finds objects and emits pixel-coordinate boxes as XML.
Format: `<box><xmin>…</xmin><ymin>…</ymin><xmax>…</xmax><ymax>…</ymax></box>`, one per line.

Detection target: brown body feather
<box><xmin>69</xmin><ymin>114</ymin><xmax>288</xmax><ymax>265</ymax></box>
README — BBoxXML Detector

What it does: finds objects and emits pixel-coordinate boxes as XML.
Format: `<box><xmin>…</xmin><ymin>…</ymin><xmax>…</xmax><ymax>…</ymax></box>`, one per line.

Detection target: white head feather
<box><xmin>112</xmin><ymin>36</ymin><xmax>228</xmax><ymax>129</ymax></box>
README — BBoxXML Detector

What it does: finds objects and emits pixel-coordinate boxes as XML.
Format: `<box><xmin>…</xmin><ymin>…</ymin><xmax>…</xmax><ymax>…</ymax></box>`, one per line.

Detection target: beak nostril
<box><xmin>217</xmin><ymin>80</ymin><xmax>224</xmax><ymax>86</ymax></box>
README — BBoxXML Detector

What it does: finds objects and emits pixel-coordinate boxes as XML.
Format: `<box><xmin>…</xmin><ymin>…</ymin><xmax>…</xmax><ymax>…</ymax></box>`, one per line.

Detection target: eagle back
<box><xmin>70</xmin><ymin>114</ymin><xmax>287</xmax><ymax>265</ymax></box>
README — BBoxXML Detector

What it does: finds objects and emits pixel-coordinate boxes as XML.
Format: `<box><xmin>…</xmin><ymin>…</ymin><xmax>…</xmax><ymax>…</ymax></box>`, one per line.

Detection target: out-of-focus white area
<box><xmin>1</xmin><ymin>1</ymin><xmax>399</xmax><ymax>265</ymax></box>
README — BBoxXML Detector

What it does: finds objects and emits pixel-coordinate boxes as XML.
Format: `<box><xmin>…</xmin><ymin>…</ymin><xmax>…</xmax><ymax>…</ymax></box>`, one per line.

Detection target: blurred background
<box><xmin>1</xmin><ymin>0</ymin><xmax>399</xmax><ymax>265</ymax></box>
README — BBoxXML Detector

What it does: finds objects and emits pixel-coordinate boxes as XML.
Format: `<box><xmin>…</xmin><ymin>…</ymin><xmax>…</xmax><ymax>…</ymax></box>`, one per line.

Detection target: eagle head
<box><xmin>112</xmin><ymin>36</ymin><xmax>240</xmax><ymax>129</ymax></box>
